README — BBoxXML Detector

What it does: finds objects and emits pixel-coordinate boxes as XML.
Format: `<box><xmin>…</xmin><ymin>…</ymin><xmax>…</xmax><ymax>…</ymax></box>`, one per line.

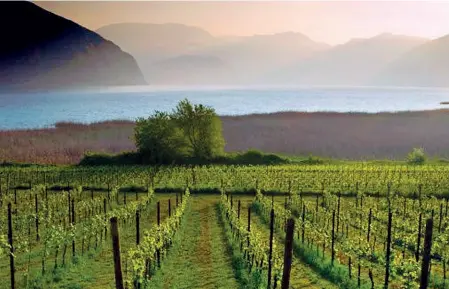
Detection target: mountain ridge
<box><xmin>0</xmin><ymin>1</ymin><xmax>146</xmax><ymax>89</ymax></box>
<box><xmin>373</xmin><ymin>34</ymin><xmax>449</xmax><ymax>87</ymax></box>
<box><xmin>96</xmin><ymin>23</ymin><xmax>331</xmax><ymax>85</ymax></box>
<box><xmin>97</xmin><ymin>22</ymin><xmax>443</xmax><ymax>86</ymax></box>
<box><xmin>269</xmin><ymin>33</ymin><xmax>429</xmax><ymax>85</ymax></box>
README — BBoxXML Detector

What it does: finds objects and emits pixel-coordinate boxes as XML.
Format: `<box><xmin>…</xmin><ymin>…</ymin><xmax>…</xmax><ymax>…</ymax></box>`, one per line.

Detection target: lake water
<box><xmin>1</xmin><ymin>85</ymin><xmax>449</xmax><ymax>130</ymax></box>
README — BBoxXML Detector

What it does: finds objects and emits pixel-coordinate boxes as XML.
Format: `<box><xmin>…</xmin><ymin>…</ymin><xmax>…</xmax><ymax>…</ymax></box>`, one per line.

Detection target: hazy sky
<box><xmin>36</xmin><ymin>1</ymin><xmax>449</xmax><ymax>45</ymax></box>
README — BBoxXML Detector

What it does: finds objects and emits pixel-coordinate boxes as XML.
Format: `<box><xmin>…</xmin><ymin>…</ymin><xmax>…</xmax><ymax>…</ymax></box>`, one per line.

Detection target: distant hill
<box><xmin>96</xmin><ymin>23</ymin><xmax>216</xmax><ymax>58</ymax></box>
<box><xmin>97</xmin><ymin>24</ymin><xmax>329</xmax><ymax>85</ymax></box>
<box><xmin>149</xmin><ymin>55</ymin><xmax>236</xmax><ymax>85</ymax></box>
<box><xmin>96</xmin><ymin>21</ymin><xmax>445</xmax><ymax>87</ymax></box>
<box><xmin>199</xmin><ymin>32</ymin><xmax>330</xmax><ymax>84</ymax></box>
<box><xmin>0</xmin><ymin>2</ymin><xmax>146</xmax><ymax>90</ymax></box>
<box><xmin>274</xmin><ymin>33</ymin><xmax>428</xmax><ymax>85</ymax></box>
<box><xmin>374</xmin><ymin>34</ymin><xmax>449</xmax><ymax>87</ymax></box>
<box><xmin>96</xmin><ymin>23</ymin><xmax>217</xmax><ymax>81</ymax></box>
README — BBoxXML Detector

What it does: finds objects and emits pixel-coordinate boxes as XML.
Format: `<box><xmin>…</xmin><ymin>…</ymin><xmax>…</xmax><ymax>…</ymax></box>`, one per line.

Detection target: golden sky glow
<box><xmin>36</xmin><ymin>1</ymin><xmax>449</xmax><ymax>44</ymax></box>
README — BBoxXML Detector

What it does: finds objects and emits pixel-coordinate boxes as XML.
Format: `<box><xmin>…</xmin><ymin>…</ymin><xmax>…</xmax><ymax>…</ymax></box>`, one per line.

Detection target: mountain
<box><xmin>96</xmin><ymin>23</ymin><xmax>216</xmax><ymax>58</ymax></box>
<box><xmin>199</xmin><ymin>32</ymin><xmax>330</xmax><ymax>84</ymax></box>
<box><xmin>274</xmin><ymin>33</ymin><xmax>428</xmax><ymax>85</ymax></box>
<box><xmin>0</xmin><ymin>2</ymin><xmax>146</xmax><ymax>90</ymax></box>
<box><xmin>97</xmin><ymin>23</ymin><xmax>221</xmax><ymax>85</ymax></box>
<box><xmin>96</xmin><ymin>22</ymin><xmax>435</xmax><ymax>86</ymax></box>
<box><xmin>96</xmin><ymin>23</ymin><xmax>217</xmax><ymax>78</ymax></box>
<box><xmin>374</xmin><ymin>34</ymin><xmax>449</xmax><ymax>87</ymax></box>
<box><xmin>148</xmin><ymin>55</ymin><xmax>236</xmax><ymax>85</ymax></box>
<box><xmin>97</xmin><ymin>24</ymin><xmax>330</xmax><ymax>85</ymax></box>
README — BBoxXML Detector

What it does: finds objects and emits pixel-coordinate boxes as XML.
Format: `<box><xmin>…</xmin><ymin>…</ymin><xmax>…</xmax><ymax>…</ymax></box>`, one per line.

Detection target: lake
<box><xmin>1</xmin><ymin>85</ymin><xmax>449</xmax><ymax>130</ymax></box>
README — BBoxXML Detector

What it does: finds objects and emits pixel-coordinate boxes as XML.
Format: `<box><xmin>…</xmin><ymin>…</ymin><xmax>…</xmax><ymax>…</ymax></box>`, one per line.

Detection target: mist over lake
<box><xmin>1</xmin><ymin>85</ymin><xmax>449</xmax><ymax>130</ymax></box>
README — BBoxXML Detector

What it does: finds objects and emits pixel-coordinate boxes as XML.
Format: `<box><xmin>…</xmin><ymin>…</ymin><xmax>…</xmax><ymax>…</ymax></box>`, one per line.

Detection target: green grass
<box><xmin>150</xmin><ymin>195</ymin><xmax>239</xmax><ymax>289</ymax></box>
<box><xmin>216</xmin><ymin>202</ymin><xmax>267</xmax><ymax>289</ymax></box>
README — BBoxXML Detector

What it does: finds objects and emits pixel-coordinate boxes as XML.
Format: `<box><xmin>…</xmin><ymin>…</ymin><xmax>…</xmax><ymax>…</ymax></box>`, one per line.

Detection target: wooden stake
<box><xmin>416</xmin><ymin>213</ymin><xmax>423</xmax><ymax>261</ymax></box>
<box><xmin>8</xmin><ymin>203</ymin><xmax>15</xmax><ymax>289</ymax></box>
<box><xmin>35</xmin><ymin>194</ymin><xmax>39</xmax><ymax>241</ymax></box>
<box><xmin>419</xmin><ymin>218</ymin><xmax>433</xmax><ymax>289</ymax></box>
<box><xmin>385</xmin><ymin>211</ymin><xmax>393</xmax><ymax>289</ymax></box>
<box><xmin>136</xmin><ymin>210</ymin><xmax>140</xmax><ymax>245</ymax></box>
<box><xmin>110</xmin><ymin>217</ymin><xmax>124</xmax><ymax>289</ymax></box>
<box><xmin>331</xmin><ymin>210</ymin><xmax>336</xmax><ymax>266</ymax></box>
<box><xmin>267</xmin><ymin>208</ymin><xmax>275</xmax><ymax>288</ymax></box>
<box><xmin>281</xmin><ymin>218</ymin><xmax>295</xmax><ymax>289</ymax></box>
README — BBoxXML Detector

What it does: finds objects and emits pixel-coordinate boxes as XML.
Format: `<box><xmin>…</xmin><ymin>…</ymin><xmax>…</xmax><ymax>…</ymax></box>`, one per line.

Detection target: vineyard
<box><xmin>1</xmin><ymin>164</ymin><xmax>449</xmax><ymax>289</ymax></box>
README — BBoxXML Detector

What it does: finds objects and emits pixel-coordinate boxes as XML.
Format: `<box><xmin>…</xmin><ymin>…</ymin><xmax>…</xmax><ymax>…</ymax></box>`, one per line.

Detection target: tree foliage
<box><xmin>172</xmin><ymin>99</ymin><xmax>225</xmax><ymax>159</ymax></box>
<box><xmin>134</xmin><ymin>99</ymin><xmax>225</xmax><ymax>164</ymax></box>
<box><xmin>407</xmin><ymin>147</ymin><xmax>426</xmax><ymax>165</ymax></box>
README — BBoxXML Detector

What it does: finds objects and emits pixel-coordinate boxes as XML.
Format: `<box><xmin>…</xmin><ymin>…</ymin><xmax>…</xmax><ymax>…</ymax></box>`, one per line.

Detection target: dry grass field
<box><xmin>2</xmin><ymin>110</ymin><xmax>449</xmax><ymax>164</ymax></box>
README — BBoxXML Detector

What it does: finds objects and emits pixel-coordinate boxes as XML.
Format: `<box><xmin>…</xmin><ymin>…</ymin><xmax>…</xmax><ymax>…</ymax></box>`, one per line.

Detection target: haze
<box><xmin>36</xmin><ymin>1</ymin><xmax>449</xmax><ymax>45</ymax></box>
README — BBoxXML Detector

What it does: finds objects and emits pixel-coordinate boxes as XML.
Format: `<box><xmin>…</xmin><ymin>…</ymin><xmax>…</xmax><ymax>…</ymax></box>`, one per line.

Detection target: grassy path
<box><xmin>151</xmin><ymin>195</ymin><xmax>238</xmax><ymax>289</ymax></box>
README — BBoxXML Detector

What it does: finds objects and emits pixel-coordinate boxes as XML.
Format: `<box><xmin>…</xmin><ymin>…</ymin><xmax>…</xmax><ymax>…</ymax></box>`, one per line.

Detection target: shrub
<box><xmin>407</xmin><ymin>148</ymin><xmax>426</xmax><ymax>165</ymax></box>
<box><xmin>79</xmin><ymin>151</ymin><xmax>141</xmax><ymax>166</ymax></box>
<box><xmin>232</xmin><ymin>149</ymin><xmax>288</xmax><ymax>165</ymax></box>
<box><xmin>301</xmin><ymin>155</ymin><xmax>325</xmax><ymax>165</ymax></box>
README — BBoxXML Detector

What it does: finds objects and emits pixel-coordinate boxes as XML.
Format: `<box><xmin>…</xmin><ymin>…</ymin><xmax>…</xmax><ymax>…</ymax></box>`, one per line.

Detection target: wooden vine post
<box><xmin>157</xmin><ymin>201</ymin><xmax>161</xmax><ymax>267</ymax></box>
<box><xmin>416</xmin><ymin>213</ymin><xmax>423</xmax><ymax>261</ymax></box>
<box><xmin>35</xmin><ymin>194</ymin><xmax>39</xmax><ymax>241</ymax></box>
<box><xmin>67</xmin><ymin>192</ymin><xmax>71</xmax><ymax>222</ymax></box>
<box><xmin>331</xmin><ymin>211</ymin><xmax>335</xmax><ymax>266</ymax></box>
<box><xmin>238</xmin><ymin>200</ymin><xmax>241</xmax><ymax>219</ymax></box>
<box><xmin>281</xmin><ymin>218</ymin><xmax>295</xmax><ymax>289</ymax></box>
<box><xmin>419</xmin><ymin>218</ymin><xmax>433</xmax><ymax>289</ymax></box>
<box><xmin>71</xmin><ymin>199</ymin><xmax>75</xmax><ymax>257</ymax></box>
<box><xmin>104</xmin><ymin>199</ymin><xmax>107</xmax><ymax>239</ymax></box>
<box><xmin>336</xmin><ymin>193</ymin><xmax>341</xmax><ymax>233</ymax></box>
<box><xmin>267</xmin><ymin>208</ymin><xmax>275</xmax><ymax>288</ymax></box>
<box><xmin>384</xmin><ymin>211</ymin><xmax>393</xmax><ymax>289</ymax></box>
<box><xmin>247</xmin><ymin>206</ymin><xmax>251</xmax><ymax>249</ymax></box>
<box><xmin>367</xmin><ymin>208</ymin><xmax>372</xmax><ymax>242</ymax></box>
<box><xmin>8</xmin><ymin>203</ymin><xmax>15</xmax><ymax>289</ymax></box>
<box><xmin>168</xmin><ymin>199</ymin><xmax>171</xmax><ymax>218</ymax></box>
<box><xmin>110</xmin><ymin>217</ymin><xmax>124</xmax><ymax>289</ymax></box>
<box><xmin>136</xmin><ymin>210</ymin><xmax>140</xmax><ymax>245</ymax></box>
<box><xmin>301</xmin><ymin>204</ymin><xmax>306</xmax><ymax>244</ymax></box>
<box><xmin>0</xmin><ymin>177</ymin><xmax>3</xmax><ymax>207</ymax></box>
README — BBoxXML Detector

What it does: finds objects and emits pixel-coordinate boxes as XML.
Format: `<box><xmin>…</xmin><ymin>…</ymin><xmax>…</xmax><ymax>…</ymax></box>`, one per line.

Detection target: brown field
<box><xmin>2</xmin><ymin>110</ymin><xmax>449</xmax><ymax>164</ymax></box>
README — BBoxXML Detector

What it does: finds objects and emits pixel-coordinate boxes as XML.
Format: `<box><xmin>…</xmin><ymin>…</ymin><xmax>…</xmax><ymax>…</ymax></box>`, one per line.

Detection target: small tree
<box><xmin>134</xmin><ymin>111</ymin><xmax>187</xmax><ymax>164</ymax></box>
<box><xmin>134</xmin><ymin>99</ymin><xmax>225</xmax><ymax>163</ymax></box>
<box><xmin>172</xmin><ymin>99</ymin><xmax>225</xmax><ymax>159</ymax></box>
<box><xmin>407</xmin><ymin>148</ymin><xmax>426</xmax><ymax>165</ymax></box>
